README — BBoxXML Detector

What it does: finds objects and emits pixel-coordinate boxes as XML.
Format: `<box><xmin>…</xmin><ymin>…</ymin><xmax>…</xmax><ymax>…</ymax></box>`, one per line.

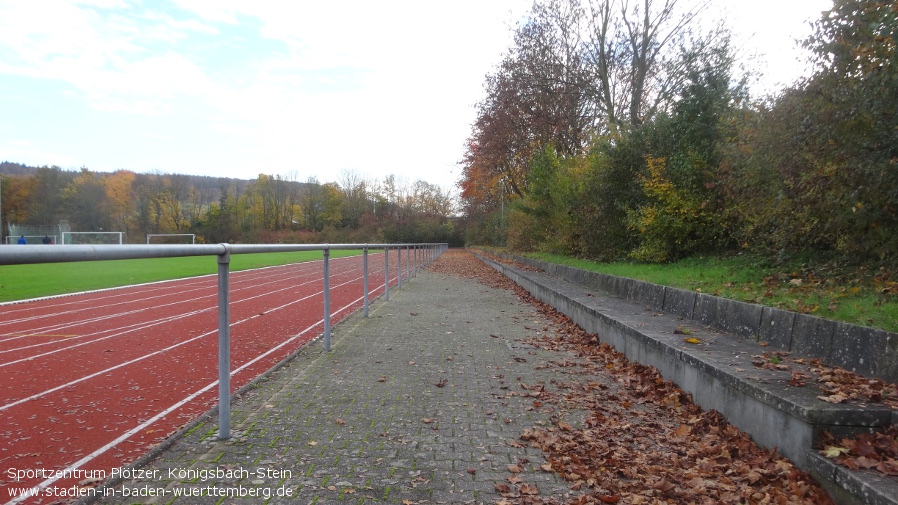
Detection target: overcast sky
<box><xmin>0</xmin><ymin>0</ymin><xmax>831</xmax><ymax>191</ymax></box>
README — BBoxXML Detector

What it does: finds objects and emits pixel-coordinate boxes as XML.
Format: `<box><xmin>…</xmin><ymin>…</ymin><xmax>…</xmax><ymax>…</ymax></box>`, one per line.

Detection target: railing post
<box><xmin>363</xmin><ymin>246</ymin><xmax>369</xmax><ymax>318</ymax></box>
<box><xmin>406</xmin><ymin>245</ymin><xmax>411</xmax><ymax>282</ymax></box>
<box><xmin>384</xmin><ymin>246</ymin><xmax>390</xmax><ymax>301</ymax></box>
<box><xmin>217</xmin><ymin>246</ymin><xmax>231</xmax><ymax>440</ymax></box>
<box><xmin>397</xmin><ymin>245</ymin><xmax>402</xmax><ymax>290</ymax></box>
<box><xmin>323</xmin><ymin>248</ymin><xmax>331</xmax><ymax>352</ymax></box>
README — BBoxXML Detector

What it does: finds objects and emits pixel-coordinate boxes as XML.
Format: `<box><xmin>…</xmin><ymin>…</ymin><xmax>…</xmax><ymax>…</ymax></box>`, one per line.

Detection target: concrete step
<box><xmin>807</xmin><ymin>452</ymin><xmax>898</xmax><ymax>505</ymax></box>
<box><xmin>475</xmin><ymin>251</ymin><xmax>898</xmax><ymax>505</ymax></box>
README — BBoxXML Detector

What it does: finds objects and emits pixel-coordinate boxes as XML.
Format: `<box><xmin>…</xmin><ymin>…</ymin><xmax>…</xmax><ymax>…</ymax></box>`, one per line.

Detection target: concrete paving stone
<box><xmin>91</xmin><ymin>265</ymin><xmax>600</xmax><ymax>504</ymax></box>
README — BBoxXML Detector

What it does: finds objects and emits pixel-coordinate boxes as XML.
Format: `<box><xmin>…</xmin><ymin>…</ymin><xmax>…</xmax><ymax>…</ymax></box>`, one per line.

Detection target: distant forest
<box><xmin>0</xmin><ymin>162</ymin><xmax>463</xmax><ymax>245</ymax></box>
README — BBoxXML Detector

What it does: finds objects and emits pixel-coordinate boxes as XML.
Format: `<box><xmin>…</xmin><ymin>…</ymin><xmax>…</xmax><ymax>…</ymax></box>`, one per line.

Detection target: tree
<box><xmin>63</xmin><ymin>168</ymin><xmax>113</xmax><ymax>232</ymax></box>
<box><xmin>409</xmin><ymin>180</ymin><xmax>454</xmax><ymax>217</ymax></box>
<box><xmin>461</xmin><ymin>0</ymin><xmax>591</xmax><ymax>214</ymax></box>
<box><xmin>583</xmin><ymin>0</ymin><xmax>714</xmax><ymax>132</ymax></box>
<box><xmin>297</xmin><ymin>177</ymin><xmax>344</xmax><ymax>232</ymax></box>
<box><xmin>247</xmin><ymin>174</ymin><xmax>297</xmax><ymax>231</ymax></box>
<box><xmin>796</xmin><ymin>0</ymin><xmax>898</xmax><ymax>259</ymax></box>
<box><xmin>460</xmin><ymin>0</ymin><xmax>729</xmax><ymax>252</ymax></box>
<box><xmin>339</xmin><ymin>169</ymin><xmax>371</xmax><ymax>229</ymax></box>
<box><xmin>197</xmin><ymin>181</ymin><xmax>243</xmax><ymax>243</ymax></box>
<box><xmin>161</xmin><ymin>174</ymin><xmax>192</xmax><ymax>232</ymax></box>
<box><xmin>130</xmin><ymin>172</ymin><xmax>190</xmax><ymax>236</ymax></box>
<box><xmin>1</xmin><ymin>174</ymin><xmax>33</xmax><ymax>231</ymax></box>
<box><xmin>506</xmin><ymin>144</ymin><xmax>583</xmax><ymax>252</ymax></box>
<box><xmin>105</xmin><ymin>170</ymin><xmax>137</xmax><ymax>237</ymax></box>
<box><xmin>26</xmin><ymin>166</ymin><xmax>73</xmax><ymax>226</ymax></box>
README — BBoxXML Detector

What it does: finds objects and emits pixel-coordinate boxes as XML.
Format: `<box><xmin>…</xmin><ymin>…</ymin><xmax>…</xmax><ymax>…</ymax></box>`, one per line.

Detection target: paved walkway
<box><xmin>93</xmin><ymin>251</ymin><xmax>603</xmax><ymax>504</ymax></box>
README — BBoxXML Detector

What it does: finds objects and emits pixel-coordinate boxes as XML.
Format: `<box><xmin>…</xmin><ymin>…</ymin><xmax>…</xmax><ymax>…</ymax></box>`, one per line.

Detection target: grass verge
<box><xmin>520</xmin><ymin>251</ymin><xmax>898</xmax><ymax>334</ymax></box>
<box><xmin>0</xmin><ymin>250</ymin><xmax>362</xmax><ymax>303</ymax></box>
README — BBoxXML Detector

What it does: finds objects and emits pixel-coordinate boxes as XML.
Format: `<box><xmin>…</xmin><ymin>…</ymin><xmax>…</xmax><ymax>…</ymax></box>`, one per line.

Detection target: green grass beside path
<box><xmin>0</xmin><ymin>250</ymin><xmax>361</xmax><ymax>303</ymax></box>
<box><xmin>515</xmin><ymin>250</ymin><xmax>898</xmax><ymax>334</ymax></box>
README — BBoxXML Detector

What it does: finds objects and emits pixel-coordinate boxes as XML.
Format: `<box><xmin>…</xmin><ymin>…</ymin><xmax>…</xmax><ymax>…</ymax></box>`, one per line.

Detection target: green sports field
<box><xmin>0</xmin><ymin>250</ymin><xmax>363</xmax><ymax>303</ymax></box>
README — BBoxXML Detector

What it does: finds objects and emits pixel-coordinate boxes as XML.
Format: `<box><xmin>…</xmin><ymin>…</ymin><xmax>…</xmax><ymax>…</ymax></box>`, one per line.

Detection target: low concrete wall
<box><xmin>483</xmin><ymin>256</ymin><xmax>891</xmax><ymax>468</ymax></box>
<box><xmin>478</xmin><ymin>251</ymin><xmax>898</xmax><ymax>505</ymax></box>
<box><xmin>510</xmin><ymin>254</ymin><xmax>898</xmax><ymax>384</ymax></box>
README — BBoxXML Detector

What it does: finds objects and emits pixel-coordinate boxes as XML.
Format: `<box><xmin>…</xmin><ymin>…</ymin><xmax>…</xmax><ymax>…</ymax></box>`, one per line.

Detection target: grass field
<box><xmin>522</xmin><ymin>251</ymin><xmax>898</xmax><ymax>333</ymax></box>
<box><xmin>0</xmin><ymin>250</ymin><xmax>363</xmax><ymax>303</ymax></box>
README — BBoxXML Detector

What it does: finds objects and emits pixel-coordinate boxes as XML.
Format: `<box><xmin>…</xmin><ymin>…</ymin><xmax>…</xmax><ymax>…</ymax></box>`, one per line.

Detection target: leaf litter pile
<box><xmin>433</xmin><ymin>250</ymin><xmax>850</xmax><ymax>504</ymax></box>
<box><xmin>756</xmin><ymin>353</ymin><xmax>898</xmax><ymax>477</ymax></box>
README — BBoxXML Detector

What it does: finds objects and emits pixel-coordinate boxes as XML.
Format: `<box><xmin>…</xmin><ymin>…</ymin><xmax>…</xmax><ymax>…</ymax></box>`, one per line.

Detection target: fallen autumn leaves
<box><xmin>435</xmin><ymin>250</ymin><xmax>837</xmax><ymax>504</ymax></box>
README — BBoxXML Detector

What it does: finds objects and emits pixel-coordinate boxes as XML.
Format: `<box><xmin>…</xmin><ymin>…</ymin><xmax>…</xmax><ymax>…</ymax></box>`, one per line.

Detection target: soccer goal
<box><xmin>147</xmin><ymin>233</ymin><xmax>196</xmax><ymax>244</ymax></box>
<box><xmin>62</xmin><ymin>231</ymin><xmax>124</xmax><ymax>245</ymax></box>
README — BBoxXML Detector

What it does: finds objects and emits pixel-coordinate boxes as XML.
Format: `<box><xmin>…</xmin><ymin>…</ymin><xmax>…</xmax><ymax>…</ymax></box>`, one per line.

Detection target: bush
<box><xmin>627</xmin><ymin>156</ymin><xmax>721</xmax><ymax>262</ymax></box>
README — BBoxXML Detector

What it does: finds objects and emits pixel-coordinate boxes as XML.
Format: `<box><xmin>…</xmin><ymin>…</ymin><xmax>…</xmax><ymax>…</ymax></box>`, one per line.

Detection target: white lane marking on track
<box><xmin>5</xmin><ymin>293</ymin><xmax>369</xmax><ymax>504</ymax></box>
<box><xmin>0</xmin><ymin>307</ymin><xmax>214</xmax><ymax>368</ymax></box>
<box><xmin>0</xmin><ymin>269</ymin><xmax>370</xmax><ymax>409</ymax></box>
<box><xmin>0</xmin><ymin>286</ymin><xmax>319</xmax><ymax>411</ymax></box>
<box><xmin>0</xmin><ymin>259</ymin><xmax>376</xmax><ymax>359</ymax></box>
<box><xmin>0</xmin><ymin>263</ymin><xmax>319</xmax><ymax>339</ymax></box>
<box><xmin>0</xmin><ymin>256</ymin><xmax>332</xmax><ymax>334</ymax></box>
<box><xmin>0</xmin><ymin>257</ymin><xmax>364</xmax><ymax>345</ymax></box>
<box><xmin>0</xmin><ymin>284</ymin><xmax>213</xmax><ymax>336</ymax></box>
<box><xmin>0</xmin><ymin>264</ymin><xmax>365</xmax><ymax>363</ymax></box>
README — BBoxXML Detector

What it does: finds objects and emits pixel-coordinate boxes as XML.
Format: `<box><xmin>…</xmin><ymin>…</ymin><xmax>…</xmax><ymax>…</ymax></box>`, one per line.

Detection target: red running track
<box><xmin>0</xmin><ymin>253</ymin><xmax>404</xmax><ymax>503</ymax></box>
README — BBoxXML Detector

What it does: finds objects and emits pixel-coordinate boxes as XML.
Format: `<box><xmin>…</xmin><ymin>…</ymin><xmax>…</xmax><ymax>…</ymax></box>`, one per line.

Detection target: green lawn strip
<box><xmin>0</xmin><ymin>250</ymin><xmax>363</xmax><ymax>302</ymax></box>
<box><xmin>524</xmin><ymin>251</ymin><xmax>898</xmax><ymax>334</ymax></box>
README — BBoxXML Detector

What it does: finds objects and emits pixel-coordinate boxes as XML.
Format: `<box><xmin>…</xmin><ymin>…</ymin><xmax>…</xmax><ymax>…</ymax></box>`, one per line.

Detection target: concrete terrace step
<box><xmin>474</xmin><ymin>251</ymin><xmax>898</xmax><ymax>505</ymax></box>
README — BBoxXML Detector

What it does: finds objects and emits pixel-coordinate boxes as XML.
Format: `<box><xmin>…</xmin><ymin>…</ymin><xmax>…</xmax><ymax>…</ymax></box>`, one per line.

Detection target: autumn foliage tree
<box><xmin>462</xmin><ymin>0</ymin><xmax>898</xmax><ymax>267</ymax></box>
<box><xmin>794</xmin><ymin>0</ymin><xmax>898</xmax><ymax>259</ymax></box>
<box><xmin>1</xmin><ymin>165</ymin><xmax>460</xmax><ymax>245</ymax></box>
<box><xmin>462</xmin><ymin>0</ymin><xmax>737</xmax><ymax>259</ymax></box>
<box><xmin>718</xmin><ymin>0</ymin><xmax>898</xmax><ymax>262</ymax></box>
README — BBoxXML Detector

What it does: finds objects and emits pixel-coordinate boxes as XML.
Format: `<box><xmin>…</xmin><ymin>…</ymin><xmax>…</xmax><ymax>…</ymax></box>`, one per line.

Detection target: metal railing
<box><xmin>0</xmin><ymin>242</ymin><xmax>448</xmax><ymax>439</ymax></box>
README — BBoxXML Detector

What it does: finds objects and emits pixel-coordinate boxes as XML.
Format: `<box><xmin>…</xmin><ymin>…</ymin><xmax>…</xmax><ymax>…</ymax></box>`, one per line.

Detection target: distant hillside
<box><xmin>0</xmin><ymin>161</ymin><xmax>252</xmax><ymax>188</ymax></box>
<box><xmin>0</xmin><ymin>161</ymin><xmax>37</xmax><ymax>176</ymax></box>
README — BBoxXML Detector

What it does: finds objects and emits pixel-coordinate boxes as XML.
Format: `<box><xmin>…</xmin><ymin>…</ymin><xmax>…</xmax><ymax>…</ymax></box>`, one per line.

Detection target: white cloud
<box><xmin>707</xmin><ymin>0</ymin><xmax>830</xmax><ymax>93</ymax></box>
<box><xmin>0</xmin><ymin>0</ymin><xmax>833</xmax><ymax>191</ymax></box>
<box><xmin>0</xmin><ymin>138</ymin><xmax>78</xmax><ymax>167</ymax></box>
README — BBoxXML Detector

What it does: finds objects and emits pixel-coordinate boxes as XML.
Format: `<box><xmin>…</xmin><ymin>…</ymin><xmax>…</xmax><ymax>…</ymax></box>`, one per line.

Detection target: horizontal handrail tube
<box><xmin>1</xmin><ymin>241</ymin><xmax>447</xmax><ymax>444</ymax></box>
<box><xmin>0</xmin><ymin>243</ymin><xmax>440</xmax><ymax>266</ymax></box>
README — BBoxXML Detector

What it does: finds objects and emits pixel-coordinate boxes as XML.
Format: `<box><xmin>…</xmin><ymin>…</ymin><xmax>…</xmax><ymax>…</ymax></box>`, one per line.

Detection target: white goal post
<box><xmin>62</xmin><ymin>232</ymin><xmax>123</xmax><ymax>245</ymax></box>
<box><xmin>147</xmin><ymin>233</ymin><xmax>196</xmax><ymax>244</ymax></box>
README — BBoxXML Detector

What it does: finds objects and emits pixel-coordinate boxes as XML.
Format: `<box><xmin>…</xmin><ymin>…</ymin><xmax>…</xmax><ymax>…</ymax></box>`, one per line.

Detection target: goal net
<box><xmin>5</xmin><ymin>235</ymin><xmax>60</xmax><ymax>245</ymax></box>
<box><xmin>62</xmin><ymin>231</ymin><xmax>124</xmax><ymax>245</ymax></box>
